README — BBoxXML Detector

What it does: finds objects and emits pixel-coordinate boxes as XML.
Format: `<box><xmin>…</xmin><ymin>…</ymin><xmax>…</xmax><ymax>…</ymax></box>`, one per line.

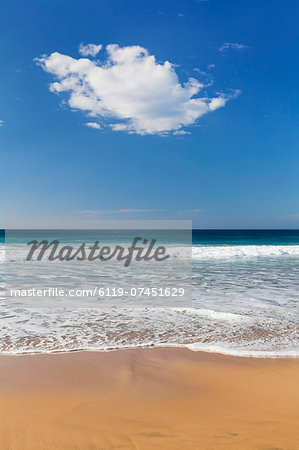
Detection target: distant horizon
<box><xmin>1</xmin><ymin>228</ymin><xmax>299</xmax><ymax>231</ymax></box>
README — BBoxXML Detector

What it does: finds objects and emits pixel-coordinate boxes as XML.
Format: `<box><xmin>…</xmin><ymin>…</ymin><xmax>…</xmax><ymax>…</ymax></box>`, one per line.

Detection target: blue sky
<box><xmin>0</xmin><ymin>0</ymin><xmax>298</xmax><ymax>228</ymax></box>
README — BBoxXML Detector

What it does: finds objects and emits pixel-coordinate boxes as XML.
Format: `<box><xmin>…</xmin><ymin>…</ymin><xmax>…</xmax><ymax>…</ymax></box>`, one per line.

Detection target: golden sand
<box><xmin>0</xmin><ymin>348</ymin><xmax>298</xmax><ymax>449</ymax></box>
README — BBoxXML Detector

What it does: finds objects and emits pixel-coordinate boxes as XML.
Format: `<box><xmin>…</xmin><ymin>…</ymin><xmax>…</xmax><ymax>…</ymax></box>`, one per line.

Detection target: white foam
<box><xmin>3</xmin><ymin>243</ymin><xmax>299</xmax><ymax>261</ymax></box>
<box><xmin>1</xmin><ymin>242</ymin><xmax>298</xmax><ymax>358</ymax></box>
<box><xmin>192</xmin><ymin>244</ymin><xmax>299</xmax><ymax>259</ymax></box>
<box><xmin>0</xmin><ymin>306</ymin><xmax>297</xmax><ymax>357</ymax></box>
<box><xmin>186</xmin><ymin>343</ymin><xmax>299</xmax><ymax>358</ymax></box>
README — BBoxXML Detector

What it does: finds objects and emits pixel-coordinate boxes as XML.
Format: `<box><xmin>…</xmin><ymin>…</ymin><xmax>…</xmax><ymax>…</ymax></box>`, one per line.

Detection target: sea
<box><xmin>0</xmin><ymin>229</ymin><xmax>298</xmax><ymax>357</ymax></box>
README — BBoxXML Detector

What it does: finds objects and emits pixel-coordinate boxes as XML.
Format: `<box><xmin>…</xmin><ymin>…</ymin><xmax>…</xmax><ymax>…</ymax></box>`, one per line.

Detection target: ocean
<box><xmin>0</xmin><ymin>229</ymin><xmax>298</xmax><ymax>357</ymax></box>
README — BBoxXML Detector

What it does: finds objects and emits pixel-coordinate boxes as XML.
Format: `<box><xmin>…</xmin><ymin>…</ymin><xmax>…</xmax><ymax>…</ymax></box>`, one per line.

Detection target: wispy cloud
<box><xmin>177</xmin><ymin>208</ymin><xmax>201</xmax><ymax>214</ymax></box>
<box><xmin>219</xmin><ymin>42</ymin><xmax>248</xmax><ymax>52</ymax></box>
<box><xmin>78</xmin><ymin>43</ymin><xmax>102</xmax><ymax>57</ymax></box>
<box><xmin>184</xmin><ymin>208</ymin><xmax>201</xmax><ymax>213</ymax></box>
<box><xmin>85</xmin><ymin>122</ymin><xmax>101</xmax><ymax>129</ymax></box>
<box><xmin>36</xmin><ymin>43</ymin><xmax>238</xmax><ymax>135</ymax></box>
<box><xmin>173</xmin><ymin>130</ymin><xmax>190</xmax><ymax>135</ymax></box>
<box><xmin>0</xmin><ymin>120</ymin><xmax>3</xmax><ymax>127</ymax></box>
<box><xmin>193</xmin><ymin>68</ymin><xmax>209</xmax><ymax>76</ymax></box>
<box><xmin>75</xmin><ymin>209</ymin><xmax>162</xmax><ymax>217</ymax></box>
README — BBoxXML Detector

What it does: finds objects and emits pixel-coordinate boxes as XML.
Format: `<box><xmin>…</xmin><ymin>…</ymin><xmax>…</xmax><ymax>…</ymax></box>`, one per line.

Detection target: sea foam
<box><xmin>0</xmin><ymin>242</ymin><xmax>298</xmax><ymax>357</ymax></box>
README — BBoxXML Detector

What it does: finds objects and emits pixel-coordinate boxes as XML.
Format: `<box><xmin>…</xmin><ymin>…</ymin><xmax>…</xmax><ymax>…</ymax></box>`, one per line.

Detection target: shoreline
<box><xmin>0</xmin><ymin>347</ymin><xmax>298</xmax><ymax>449</ymax></box>
<box><xmin>1</xmin><ymin>343</ymin><xmax>298</xmax><ymax>359</ymax></box>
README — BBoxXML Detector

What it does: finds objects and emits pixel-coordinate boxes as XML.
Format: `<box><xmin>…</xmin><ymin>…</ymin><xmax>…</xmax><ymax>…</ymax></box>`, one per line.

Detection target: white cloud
<box><xmin>0</xmin><ymin>120</ymin><xmax>3</xmax><ymax>127</ymax></box>
<box><xmin>208</xmin><ymin>96</ymin><xmax>227</xmax><ymax>111</ymax></box>
<box><xmin>36</xmin><ymin>43</ymin><xmax>238</xmax><ymax>135</ymax></box>
<box><xmin>85</xmin><ymin>122</ymin><xmax>101</xmax><ymax>129</ymax></box>
<box><xmin>210</xmin><ymin>90</ymin><xmax>240</xmax><ymax>111</ymax></box>
<box><xmin>173</xmin><ymin>130</ymin><xmax>190</xmax><ymax>135</ymax></box>
<box><xmin>219</xmin><ymin>42</ymin><xmax>248</xmax><ymax>52</ymax></box>
<box><xmin>110</xmin><ymin>123</ymin><xmax>130</xmax><ymax>132</ymax></box>
<box><xmin>78</xmin><ymin>43</ymin><xmax>102</xmax><ymax>57</ymax></box>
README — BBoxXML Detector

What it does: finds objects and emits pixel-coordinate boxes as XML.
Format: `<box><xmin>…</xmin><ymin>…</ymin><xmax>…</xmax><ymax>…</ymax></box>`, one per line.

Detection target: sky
<box><xmin>0</xmin><ymin>0</ymin><xmax>298</xmax><ymax>228</ymax></box>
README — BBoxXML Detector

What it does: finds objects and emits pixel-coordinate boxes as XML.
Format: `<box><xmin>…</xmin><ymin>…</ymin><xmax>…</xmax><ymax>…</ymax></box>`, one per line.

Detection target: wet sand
<box><xmin>0</xmin><ymin>348</ymin><xmax>298</xmax><ymax>449</ymax></box>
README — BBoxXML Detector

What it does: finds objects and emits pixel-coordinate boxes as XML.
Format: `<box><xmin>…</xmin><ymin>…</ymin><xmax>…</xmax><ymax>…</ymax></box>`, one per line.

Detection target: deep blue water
<box><xmin>192</xmin><ymin>229</ymin><xmax>299</xmax><ymax>246</ymax></box>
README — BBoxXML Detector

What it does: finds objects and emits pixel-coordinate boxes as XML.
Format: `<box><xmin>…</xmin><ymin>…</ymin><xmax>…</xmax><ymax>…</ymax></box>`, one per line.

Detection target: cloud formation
<box><xmin>36</xmin><ymin>44</ymin><xmax>238</xmax><ymax>135</ymax></box>
<box><xmin>0</xmin><ymin>120</ymin><xmax>3</xmax><ymax>127</ymax></box>
<box><xmin>85</xmin><ymin>122</ymin><xmax>101</xmax><ymax>129</ymax></box>
<box><xmin>219</xmin><ymin>42</ymin><xmax>248</xmax><ymax>52</ymax></box>
<box><xmin>78</xmin><ymin>43</ymin><xmax>102</xmax><ymax>57</ymax></box>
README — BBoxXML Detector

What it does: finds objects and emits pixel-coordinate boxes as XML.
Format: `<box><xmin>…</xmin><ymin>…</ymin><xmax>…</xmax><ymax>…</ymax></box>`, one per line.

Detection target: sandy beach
<box><xmin>0</xmin><ymin>348</ymin><xmax>298</xmax><ymax>449</ymax></box>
